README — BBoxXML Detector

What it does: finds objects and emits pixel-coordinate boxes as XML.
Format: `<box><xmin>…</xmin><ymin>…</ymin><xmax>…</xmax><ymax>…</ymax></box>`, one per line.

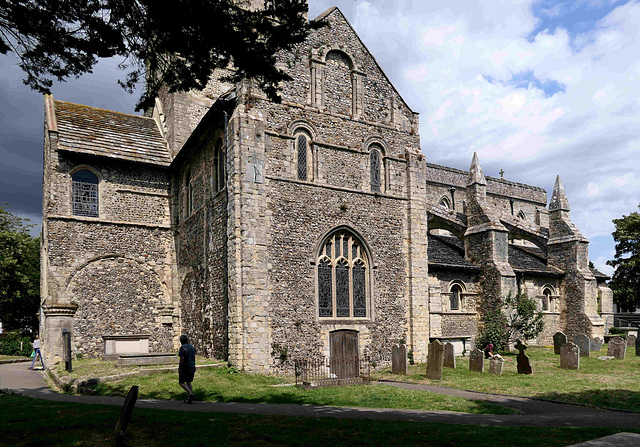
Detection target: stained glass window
<box><xmin>353</xmin><ymin>262</ymin><xmax>366</xmax><ymax>317</ymax></box>
<box><xmin>297</xmin><ymin>134</ymin><xmax>307</xmax><ymax>181</ymax></box>
<box><xmin>370</xmin><ymin>149</ymin><xmax>381</xmax><ymax>192</ymax></box>
<box><xmin>72</xmin><ymin>169</ymin><xmax>99</xmax><ymax>217</ymax></box>
<box><xmin>318</xmin><ymin>260</ymin><xmax>333</xmax><ymax>317</ymax></box>
<box><xmin>336</xmin><ymin>260</ymin><xmax>350</xmax><ymax>317</ymax></box>
<box><xmin>317</xmin><ymin>230</ymin><xmax>370</xmax><ymax>319</ymax></box>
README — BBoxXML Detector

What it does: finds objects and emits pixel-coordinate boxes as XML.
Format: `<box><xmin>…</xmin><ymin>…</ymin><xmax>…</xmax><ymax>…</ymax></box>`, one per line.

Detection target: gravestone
<box><xmin>636</xmin><ymin>335</ymin><xmax>640</xmax><ymax>356</ymax></box>
<box><xmin>607</xmin><ymin>336</ymin><xmax>626</xmax><ymax>360</ymax></box>
<box><xmin>426</xmin><ymin>340</ymin><xmax>445</xmax><ymax>380</ymax></box>
<box><xmin>489</xmin><ymin>357</ymin><xmax>504</xmax><ymax>375</ymax></box>
<box><xmin>443</xmin><ymin>342</ymin><xmax>456</xmax><ymax>369</ymax></box>
<box><xmin>560</xmin><ymin>342</ymin><xmax>580</xmax><ymax>369</ymax></box>
<box><xmin>469</xmin><ymin>349</ymin><xmax>484</xmax><ymax>373</ymax></box>
<box><xmin>391</xmin><ymin>343</ymin><xmax>408</xmax><ymax>375</ymax></box>
<box><xmin>627</xmin><ymin>334</ymin><xmax>637</xmax><ymax>349</ymax></box>
<box><xmin>590</xmin><ymin>337</ymin><xmax>603</xmax><ymax>352</ymax></box>
<box><xmin>553</xmin><ymin>332</ymin><xmax>567</xmax><ymax>355</ymax></box>
<box><xmin>515</xmin><ymin>339</ymin><xmax>532</xmax><ymax>374</ymax></box>
<box><xmin>115</xmin><ymin>385</ymin><xmax>139</xmax><ymax>447</ymax></box>
<box><xmin>573</xmin><ymin>334</ymin><xmax>590</xmax><ymax>357</ymax></box>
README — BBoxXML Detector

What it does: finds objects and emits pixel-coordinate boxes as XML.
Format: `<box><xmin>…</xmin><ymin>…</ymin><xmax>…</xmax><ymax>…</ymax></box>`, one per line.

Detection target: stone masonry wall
<box><xmin>42</xmin><ymin>145</ymin><xmax>176</xmax><ymax>357</ymax></box>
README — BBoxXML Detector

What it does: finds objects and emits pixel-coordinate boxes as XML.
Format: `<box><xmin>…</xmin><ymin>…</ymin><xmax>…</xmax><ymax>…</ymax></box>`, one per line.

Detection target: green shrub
<box><xmin>0</xmin><ymin>332</ymin><xmax>32</xmax><ymax>356</ymax></box>
<box><xmin>609</xmin><ymin>327</ymin><xmax>627</xmax><ymax>335</ymax></box>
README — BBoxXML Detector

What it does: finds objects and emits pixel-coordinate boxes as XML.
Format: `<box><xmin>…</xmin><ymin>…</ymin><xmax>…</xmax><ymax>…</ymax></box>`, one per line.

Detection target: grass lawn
<box><xmin>86</xmin><ymin>366</ymin><xmax>514</xmax><ymax>415</ymax></box>
<box><xmin>374</xmin><ymin>345</ymin><xmax>640</xmax><ymax>411</ymax></box>
<box><xmin>1</xmin><ymin>394</ymin><xmax>636</xmax><ymax>447</ymax></box>
<box><xmin>52</xmin><ymin>356</ymin><xmax>221</xmax><ymax>381</ymax></box>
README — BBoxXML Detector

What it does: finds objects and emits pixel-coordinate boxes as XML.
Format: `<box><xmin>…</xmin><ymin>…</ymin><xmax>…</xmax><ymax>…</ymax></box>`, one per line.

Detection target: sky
<box><xmin>1</xmin><ymin>0</ymin><xmax>639</xmax><ymax>276</ymax></box>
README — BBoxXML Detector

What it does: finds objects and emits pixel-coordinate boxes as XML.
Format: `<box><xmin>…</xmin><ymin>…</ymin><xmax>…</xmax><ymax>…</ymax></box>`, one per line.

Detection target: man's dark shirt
<box><xmin>179</xmin><ymin>343</ymin><xmax>196</xmax><ymax>372</ymax></box>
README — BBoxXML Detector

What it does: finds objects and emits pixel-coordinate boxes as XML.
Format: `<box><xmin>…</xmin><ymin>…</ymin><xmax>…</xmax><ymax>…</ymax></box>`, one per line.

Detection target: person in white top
<box><xmin>29</xmin><ymin>335</ymin><xmax>45</xmax><ymax>370</ymax></box>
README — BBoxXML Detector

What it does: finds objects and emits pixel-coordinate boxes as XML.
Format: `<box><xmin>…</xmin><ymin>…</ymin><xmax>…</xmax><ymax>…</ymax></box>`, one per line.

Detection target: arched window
<box><xmin>294</xmin><ymin>130</ymin><xmax>313</xmax><ymax>182</ymax></box>
<box><xmin>370</xmin><ymin>148</ymin><xmax>382</xmax><ymax>192</ymax></box>
<box><xmin>439</xmin><ymin>196</ymin><xmax>452</xmax><ymax>209</ymax></box>
<box><xmin>185</xmin><ymin>171</ymin><xmax>193</xmax><ymax>216</ymax></box>
<box><xmin>450</xmin><ymin>284</ymin><xmax>463</xmax><ymax>311</ymax></box>
<box><xmin>542</xmin><ymin>287</ymin><xmax>551</xmax><ymax>311</ymax></box>
<box><xmin>517</xmin><ymin>210</ymin><xmax>526</xmax><ymax>220</ymax></box>
<box><xmin>212</xmin><ymin>138</ymin><xmax>225</xmax><ymax>194</ymax></box>
<box><xmin>318</xmin><ymin>229</ymin><xmax>370</xmax><ymax>319</ymax></box>
<box><xmin>72</xmin><ymin>169</ymin><xmax>99</xmax><ymax>217</ymax></box>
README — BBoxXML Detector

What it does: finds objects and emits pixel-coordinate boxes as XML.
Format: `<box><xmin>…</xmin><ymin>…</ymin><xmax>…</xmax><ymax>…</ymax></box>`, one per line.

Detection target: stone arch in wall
<box><xmin>66</xmin><ymin>255</ymin><xmax>172</xmax><ymax>357</ymax></box>
<box><xmin>323</xmin><ymin>49</ymin><xmax>355</xmax><ymax>116</ymax></box>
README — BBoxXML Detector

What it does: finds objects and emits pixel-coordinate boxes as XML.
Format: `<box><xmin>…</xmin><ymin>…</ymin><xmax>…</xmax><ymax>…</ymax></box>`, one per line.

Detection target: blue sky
<box><xmin>2</xmin><ymin>0</ymin><xmax>639</xmax><ymax>275</ymax></box>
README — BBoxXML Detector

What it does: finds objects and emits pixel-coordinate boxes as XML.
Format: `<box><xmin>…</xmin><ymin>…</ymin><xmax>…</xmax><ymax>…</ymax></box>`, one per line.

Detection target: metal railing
<box><xmin>294</xmin><ymin>355</ymin><xmax>371</xmax><ymax>388</ymax></box>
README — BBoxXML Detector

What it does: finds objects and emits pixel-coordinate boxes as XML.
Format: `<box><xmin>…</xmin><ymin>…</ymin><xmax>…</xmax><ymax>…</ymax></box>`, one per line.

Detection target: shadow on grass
<box><xmin>535</xmin><ymin>389</ymin><xmax>640</xmax><ymax>411</ymax></box>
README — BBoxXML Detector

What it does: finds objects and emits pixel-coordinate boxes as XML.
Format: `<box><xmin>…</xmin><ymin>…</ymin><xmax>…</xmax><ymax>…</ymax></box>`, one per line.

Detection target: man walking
<box><xmin>178</xmin><ymin>334</ymin><xmax>196</xmax><ymax>403</ymax></box>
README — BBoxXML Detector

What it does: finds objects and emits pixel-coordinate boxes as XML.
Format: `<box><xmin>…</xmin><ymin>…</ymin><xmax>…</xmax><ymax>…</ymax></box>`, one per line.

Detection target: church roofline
<box><xmin>313</xmin><ymin>6</ymin><xmax>418</xmax><ymax>117</ymax></box>
<box><xmin>425</xmin><ymin>162</ymin><xmax>547</xmax><ymax>193</ymax></box>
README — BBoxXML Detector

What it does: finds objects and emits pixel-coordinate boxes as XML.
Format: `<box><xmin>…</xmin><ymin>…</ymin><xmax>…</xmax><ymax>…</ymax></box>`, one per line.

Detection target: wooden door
<box><xmin>330</xmin><ymin>330</ymin><xmax>359</xmax><ymax>378</ymax></box>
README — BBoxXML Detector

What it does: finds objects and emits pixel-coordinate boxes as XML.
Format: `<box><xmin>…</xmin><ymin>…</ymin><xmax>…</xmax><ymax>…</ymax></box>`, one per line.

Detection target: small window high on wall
<box><xmin>212</xmin><ymin>138</ymin><xmax>225</xmax><ymax>194</ymax></box>
<box><xmin>450</xmin><ymin>284</ymin><xmax>462</xmax><ymax>310</ymax></box>
<box><xmin>72</xmin><ymin>169</ymin><xmax>99</xmax><ymax>217</ymax></box>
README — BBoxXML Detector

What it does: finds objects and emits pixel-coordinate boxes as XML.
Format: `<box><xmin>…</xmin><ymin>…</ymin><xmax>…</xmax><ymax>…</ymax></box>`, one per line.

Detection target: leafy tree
<box><xmin>607</xmin><ymin>206</ymin><xmax>640</xmax><ymax>312</ymax></box>
<box><xmin>0</xmin><ymin>0</ymin><xmax>315</xmax><ymax>110</ymax></box>
<box><xmin>0</xmin><ymin>204</ymin><xmax>40</xmax><ymax>333</ymax></box>
<box><xmin>476</xmin><ymin>291</ymin><xmax>544</xmax><ymax>351</ymax></box>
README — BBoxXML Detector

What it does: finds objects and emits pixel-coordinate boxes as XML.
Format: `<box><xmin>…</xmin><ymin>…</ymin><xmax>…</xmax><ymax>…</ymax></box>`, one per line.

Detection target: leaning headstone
<box><xmin>635</xmin><ymin>335</ymin><xmax>640</xmax><ymax>356</ymax></box>
<box><xmin>469</xmin><ymin>349</ymin><xmax>484</xmax><ymax>373</ymax></box>
<box><xmin>443</xmin><ymin>342</ymin><xmax>456</xmax><ymax>369</ymax></box>
<box><xmin>553</xmin><ymin>332</ymin><xmax>567</xmax><ymax>355</ymax></box>
<box><xmin>515</xmin><ymin>339</ymin><xmax>532</xmax><ymax>374</ymax></box>
<box><xmin>590</xmin><ymin>337</ymin><xmax>603</xmax><ymax>352</ymax></box>
<box><xmin>607</xmin><ymin>336</ymin><xmax>627</xmax><ymax>360</ymax></box>
<box><xmin>115</xmin><ymin>385</ymin><xmax>139</xmax><ymax>447</ymax></box>
<box><xmin>391</xmin><ymin>343</ymin><xmax>408</xmax><ymax>375</ymax></box>
<box><xmin>627</xmin><ymin>334</ymin><xmax>637</xmax><ymax>349</ymax></box>
<box><xmin>489</xmin><ymin>357</ymin><xmax>504</xmax><ymax>375</ymax></box>
<box><xmin>560</xmin><ymin>342</ymin><xmax>580</xmax><ymax>369</ymax></box>
<box><xmin>426</xmin><ymin>340</ymin><xmax>445</xmax><ymax>380</ymax></box>
<box><xmin>573</xmin><ymin>334</ymin><xmax>590</xmax><ymax>357</ymax></box>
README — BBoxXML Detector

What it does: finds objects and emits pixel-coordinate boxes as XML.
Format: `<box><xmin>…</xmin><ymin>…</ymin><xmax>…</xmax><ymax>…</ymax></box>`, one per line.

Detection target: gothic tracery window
<box><xmin>72</xmin><ymin>169</ymin><xmax>99</xmax><ymax>217</ymax></box>
<box><xmin>318</xmin><ymin>230</ymin><xmax>370</xmax><ymax>319</ymax></box>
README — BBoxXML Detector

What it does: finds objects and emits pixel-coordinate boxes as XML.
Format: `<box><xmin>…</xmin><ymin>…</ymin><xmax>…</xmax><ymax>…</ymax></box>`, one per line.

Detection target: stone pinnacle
<box><xmin>549</xmin><ymin>175</ymin><xmax>571</xmax><ymax>212</ymax></box>
<box><xmin>467</xmin><ymin>152</ymin><xmax>487</xmax><ymax>186</ymax></box>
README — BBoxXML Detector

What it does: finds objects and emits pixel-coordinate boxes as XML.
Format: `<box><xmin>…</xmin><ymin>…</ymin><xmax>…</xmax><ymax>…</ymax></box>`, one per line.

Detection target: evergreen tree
<box><xmin>607</xmin><ymin>205</ymin><xmax>640</xmax><ymax>312</ymax></box>
<box><xmin>0</xmin><ymin>0</ymin><xmax>314</xmax><ymax>110</ymax></box>
<box><xmin>0</xmin><ymin>204</ymin><xmax>40</xmax><ymax>332</ymax></box>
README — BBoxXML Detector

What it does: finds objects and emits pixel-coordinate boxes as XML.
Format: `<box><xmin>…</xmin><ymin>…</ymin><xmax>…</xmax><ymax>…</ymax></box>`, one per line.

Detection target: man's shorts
<box><xmin>179</xmin><ymin>371</ymin><xmax>195</xmax><ymax>383</ymax></box>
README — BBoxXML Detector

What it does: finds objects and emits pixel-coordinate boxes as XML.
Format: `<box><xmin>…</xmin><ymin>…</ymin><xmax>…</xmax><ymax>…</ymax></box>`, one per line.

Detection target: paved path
<box><xmin>3</xmin><ymin>362</ymin><xmax>640</xmax><ymax>430</ymax></box>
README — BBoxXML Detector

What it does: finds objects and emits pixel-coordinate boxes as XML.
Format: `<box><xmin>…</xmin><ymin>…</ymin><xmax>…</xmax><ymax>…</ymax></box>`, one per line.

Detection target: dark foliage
<box><xmin>0</xmin><ymin>331</ymin><xmax>33</xmax><ymax>356</ymax></box>
<box><xmin>0</xmin><ymin>204</ymin><xmax>40</xmax><ymax>333</ymax></box>
<box><xmin>607</xmin><ymin>206</ymin><xmax>640</xmax><ymax>312</ymax></box>
<box><xmin>0</xmin><ymin>0</ymin><xmax>316</xmax><ymax>110</ymax></box>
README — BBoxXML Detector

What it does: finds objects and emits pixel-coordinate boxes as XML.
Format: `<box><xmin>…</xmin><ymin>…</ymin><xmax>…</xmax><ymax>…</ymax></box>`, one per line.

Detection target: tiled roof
<box><xmin>54</xmin><ymin>100</ymin><xmax>170</xmax><ymax>166</ymax></box>
<box><xmin>508</xmin><ymin>244</ymin><xmax>563</xmax><ymax>276</ymax></box>
<box><xmin>428</xmin><ymin>234</ymin><xmax>479</xmax><ymax>270</ymax></box>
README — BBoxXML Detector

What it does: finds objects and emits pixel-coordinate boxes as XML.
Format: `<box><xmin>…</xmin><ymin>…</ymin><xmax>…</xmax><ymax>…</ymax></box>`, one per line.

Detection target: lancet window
<box><xmin>318</xmin><ymin>230</ymin><xmax>369</xmax><ymax>319</ymax></box>
<box><xmin>212</xmin><ymin>138</ymin><xmax>225</xmax><ymax>194</ymax></box>
<box><xmin>370</xmin><ymin>148</ymin><xmax>382</xmax><ymax>193</ymax></box>
<box><xmin>450</xmin><ymin>283</ymin><xmax>463</xmax><ymax>311</ymax></box>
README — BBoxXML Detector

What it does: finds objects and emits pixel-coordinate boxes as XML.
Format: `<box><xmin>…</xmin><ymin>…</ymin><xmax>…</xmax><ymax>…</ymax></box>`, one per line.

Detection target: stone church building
<box><xmin>40</xmin><ymin>6</ymin><xmax>613</xmax><ymax>372</ymax></box>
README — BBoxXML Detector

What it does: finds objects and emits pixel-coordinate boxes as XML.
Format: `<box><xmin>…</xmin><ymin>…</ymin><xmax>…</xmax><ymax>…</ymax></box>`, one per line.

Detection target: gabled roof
<box><xmin>52</xmin><ymin>100</ymin><xmax>170</xmax><ymax>167</ymax></box>
<box><xmin>590</xmin><ymin>267</ymin><xmax>610</xmax><ymax>281</ymax></box>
